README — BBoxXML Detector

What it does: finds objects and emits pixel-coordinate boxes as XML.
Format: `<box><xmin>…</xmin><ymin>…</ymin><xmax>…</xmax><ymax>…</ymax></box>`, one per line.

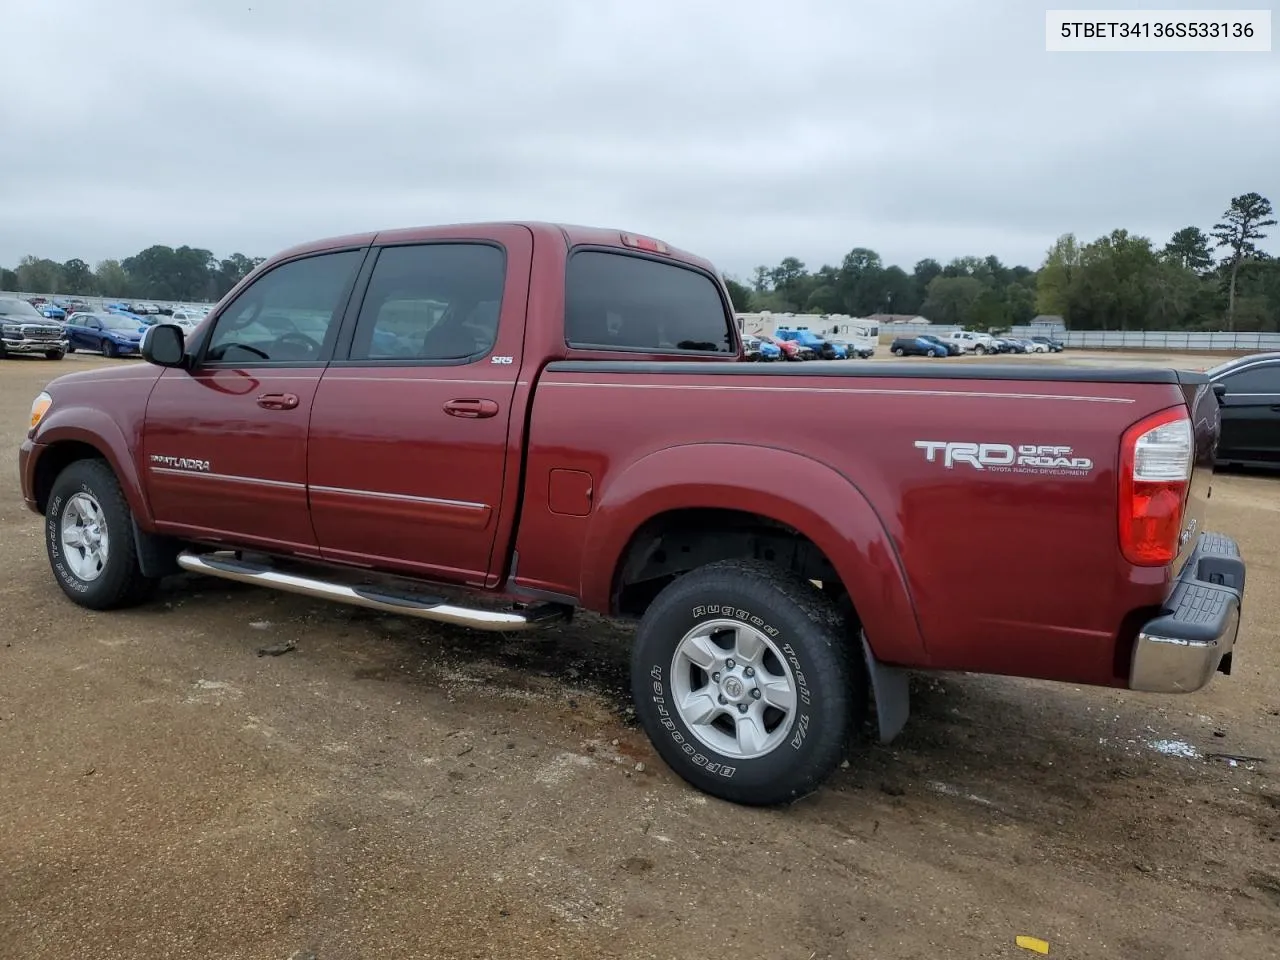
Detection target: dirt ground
<box><xmin>1</xmin><ymin>352</ymin><xmax>1276</xmax><ymax>960</ymax></box>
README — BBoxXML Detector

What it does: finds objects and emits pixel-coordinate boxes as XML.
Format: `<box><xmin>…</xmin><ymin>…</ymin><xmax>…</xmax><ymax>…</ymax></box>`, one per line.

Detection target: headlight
<box><xmin>2</xmin><ymin>323</ymin><xmax>21</xmax><ymax>336</ymax></box>
<box><xmin>30</xmin><ymin>391</ymin><xmax>52</xmax><ymax>430</ymax></box>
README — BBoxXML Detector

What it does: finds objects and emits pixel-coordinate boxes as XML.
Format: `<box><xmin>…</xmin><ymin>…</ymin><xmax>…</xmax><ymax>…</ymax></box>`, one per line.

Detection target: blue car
<box><xmin>890</xmin><ymin>336</ymin><xmax>949</xmax><ymax>358</ymax></box>
<box><xmin>64</xmin><ymin>312</ymin><xmax>147</xmax><ymax>358</ymax></box>
<box><xmin>38</xmin><ymin>303</ymin><xmax>67</xmax><ymax>321</ymax></box>
<box><xmin>105</xmin><ymin>304</ymin><xmax>152</xmax><ymax>323</ymax></box>
<box><xmin>773</xmin><ymin>327</ymin><xmax>847</xmax><ymax>359</ymax></box>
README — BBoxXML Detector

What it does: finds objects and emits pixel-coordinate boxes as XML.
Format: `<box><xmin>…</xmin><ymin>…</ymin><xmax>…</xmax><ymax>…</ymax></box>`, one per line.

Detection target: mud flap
<box><xmin>861</xmin><ymin>632</ymin><xmax>910</xmax><ymax>744</ymax></box>
<box><xmin>132</xmin><ymin>520</ymin><xmax>182</xmax><ymax>578</ymax></box>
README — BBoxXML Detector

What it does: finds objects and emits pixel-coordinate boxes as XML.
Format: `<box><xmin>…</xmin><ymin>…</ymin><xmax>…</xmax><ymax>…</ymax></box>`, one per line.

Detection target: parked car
<box><xmin>105</xmin><ymin>305</ymin><xmax>153</xmax><ymax>326</ymax></box>
<box><xmin>827</xmin><ymin>336</ymin><xmax>875</xmax><ymax>359</ymax></box>
<box><xmin>741</xmin><ymin>335</ymin><xmax>764</xmax><ymax>361</ymax></box>
<box><xmin>0</xmin><ymin>297</ymin><xmax>68</xmax><ymax>359</ymax></box>
<box><xmin>1021</xmin><ymin>338</ymin><xmax>1050</xmax><ymax>354</ymax></box>
<box><xmin>890</xmin><ymin>336</ymin><xmax>948</xmax><ymax>357</ymax></box>
<box><xmin>774</xmin><ymin>327</ymin><xmax>844</xmax><ymax>359</ymax></box>
<box><xmin>37</xmin><ymin>302</ymin><xmax>67</xmax><ymax>321</ymax></box>
<box><xmin>63</xmin><ymin>311</ymin><xmax>147</xmax><ymax>357</ymax></box>
<box><xmin>918</xmin><ymin>334</ymin><xmax>961</xmax><ymax>356</ymax></box>
<box><xmin>761</xmin><ymin>334</ymin><xmax>811</xmax><ymax>361</ymax></box>
<box><xmin>19</xmin><ymin>221</ymin><xmax>1246</xmax><ymax>807</ymax></box>
<box><xmin>1031</xmin><ymin>335</ymin><xmax>1065</xmax><ymax>353</ymax></box>
<box><xmin>941</xmin><ymin>330</ymin><xmax>997</xmax><ymax>355</ymax></box>
<box><xmin>756</xmin><ymin>337</ymin><xmax>782</xmax><ymax>361</ymax></box>
<box><xmin>169</xmin><ymin>309</ymin><xmax>205</xmax><ymax>329</ymax></box>
<box><xmin>994</xmin><ymin>337</ymin><xmax>1026</xmax><ymax>354</ymax></box>
<box><xmin>1207</xmin><ymin>351</ymin><xmax>1280</xmax><ymax>468</ymax></box>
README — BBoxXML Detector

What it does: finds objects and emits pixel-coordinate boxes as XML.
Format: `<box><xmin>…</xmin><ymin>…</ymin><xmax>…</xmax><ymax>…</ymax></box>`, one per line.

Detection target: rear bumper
<box><xmin>1129</xmin><ymin>532</ymin><xmax>1246</xmax><ymax>694</ymax></box>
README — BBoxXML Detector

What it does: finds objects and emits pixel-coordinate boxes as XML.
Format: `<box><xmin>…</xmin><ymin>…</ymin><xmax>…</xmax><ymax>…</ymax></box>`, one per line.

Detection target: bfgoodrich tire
<box><xmin>631</xmin><ymin>559</ymin><xmax>856</xmax><ymax>806</ymax></box>
<box><xmin>46</xmin><ymin>459</ymin><xmax>157</xmax><ymax>610</ymax></box>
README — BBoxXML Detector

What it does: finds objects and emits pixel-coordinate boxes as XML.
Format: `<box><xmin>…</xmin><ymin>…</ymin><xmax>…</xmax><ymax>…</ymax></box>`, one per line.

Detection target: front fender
<box><xmin>32</xmin><ymin>409</ymin><xmax>153</xmax><ymax>525</ymax></box>
<box><xmin>579</xmin><ymin>443</ymin><xmax>927</xmax><ymax>665</ymax></box>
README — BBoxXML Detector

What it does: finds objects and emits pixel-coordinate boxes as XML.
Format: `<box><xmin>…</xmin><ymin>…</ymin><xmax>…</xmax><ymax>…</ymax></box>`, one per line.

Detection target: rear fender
<box><xmin>33</xmin><ymin>411</ymin><xmax>153</xmax><ymax>526</ymax></box>
<box><xmin>579</xmin><ymin>443</ymin><xmax>927</xmax><ymax>665</ymax></box>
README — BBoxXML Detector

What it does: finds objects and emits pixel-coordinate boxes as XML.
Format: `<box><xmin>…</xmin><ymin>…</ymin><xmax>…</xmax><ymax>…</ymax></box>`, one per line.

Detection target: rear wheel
<box><xmin>974</xmin><ymin>344</ymin><xmax>987</xmax><ymax>355</ymax></box>
<box><xmin>630</xmin><ymin>559</ymin><xmax>856</xmax><ymax>806</ymax></box>
<box><xmin>46</xmin><ymin>459</ymin><xmax>157</xmax><ymax>610</ymax></box>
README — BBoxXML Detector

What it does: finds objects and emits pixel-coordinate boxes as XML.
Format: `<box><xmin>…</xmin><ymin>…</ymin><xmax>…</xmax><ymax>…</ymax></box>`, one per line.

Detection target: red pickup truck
<box><xmin>19</xmin><ymin>222</ymin><xmax>1247</xmax><ymax>806</ymax></box>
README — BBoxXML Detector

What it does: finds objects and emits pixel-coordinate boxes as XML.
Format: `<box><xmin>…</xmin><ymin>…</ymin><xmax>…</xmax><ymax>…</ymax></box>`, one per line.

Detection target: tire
<box><xmin>45</xmin><ymin>459</ymin><xmax>158</xmax><ymax>610</ymax></box>
<box><xmin>892</xmin><ymin>347</ymin><xmax>904</xmax><ymax>356</ymax></box>
<box><xmin>630</xmin><ymin>559</ymin><xmax>856</xmax><ymax>806</ymax></box>
<box><xmin>101</xmin><ymin>340</ymin><xmax>116</xmax><ymax>358</ymax></box>
<box><xmin>974</xmin><ymin>344</ymin><xmax>986</xmax><ymax>355</ymax></box>
<box><xmin>45</xmin><ymin>350</ymin><xmax>65</xmax><ymax>361</ymax></box>
<box><xmin>66</xmin><ymin>343</ymin><xmax>76</xmax><ymax>354</ymax></box>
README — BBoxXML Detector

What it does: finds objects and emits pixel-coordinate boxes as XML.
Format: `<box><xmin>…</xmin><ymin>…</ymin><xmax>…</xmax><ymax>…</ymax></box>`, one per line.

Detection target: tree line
<box><xmin>0</xmin><ymin>246</ymin><xmax>266</xmax><ymax>304</ymax></box>
<box><xmin>4</xmin><ymin>193</ymin><xmax>1276</xmax><ymax>330</ymax></box>
<box><xmin>726</xmin><ymin>192</ymin><xmax>1277</xmax><ymax>332</ymax></box>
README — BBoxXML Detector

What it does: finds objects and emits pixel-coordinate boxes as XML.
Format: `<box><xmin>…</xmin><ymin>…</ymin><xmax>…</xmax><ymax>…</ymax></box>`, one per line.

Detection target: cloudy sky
<box><xmin>3</xmin><ymin>0</ymin><xmax>1277</xmax><ymax>278</ymax></box>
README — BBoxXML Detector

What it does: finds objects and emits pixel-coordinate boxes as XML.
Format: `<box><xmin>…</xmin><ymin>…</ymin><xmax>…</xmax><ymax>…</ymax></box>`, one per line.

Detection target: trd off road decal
<box><xmin>914</xmin><ymin>441</ymin><xmax>1094</xmax><ymax>476</ymax></box>
<box><xmin>150</xmin><ymin>454</ymin><xmax>211</xmax><ymax>472</ymax></box>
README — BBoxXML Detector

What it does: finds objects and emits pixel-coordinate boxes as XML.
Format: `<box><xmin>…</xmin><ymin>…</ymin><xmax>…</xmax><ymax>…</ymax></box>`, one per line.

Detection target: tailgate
<box><xmin>1174</xmin><ymin>371</ymin><xmax>1220</xmax><ymax>573</ymax></box>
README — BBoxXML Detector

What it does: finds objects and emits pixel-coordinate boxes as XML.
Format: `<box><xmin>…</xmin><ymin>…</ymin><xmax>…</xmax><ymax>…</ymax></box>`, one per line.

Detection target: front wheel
<box><xmin>45</xmin><ymin>349</ymin><xmax>65</xmax><ymax>360</ymax></box>
<box><xmin>892</xmin><ymin>347</ymin><xmax>904</xmax><ymax>356</ymax></box>
<box><xmin>630</xmin><ymin>559</ymin><xmax>856</xmax><ymax>806</ymax></box>
<box><xmin>101</xmin><ymin>339</ymin><xmax>116</xmax><ymax>358</ymax></box>
<box><xmin>46</xmin><ymin>459</ymin><xmax>157</xmax><ymax>609</ymax></box>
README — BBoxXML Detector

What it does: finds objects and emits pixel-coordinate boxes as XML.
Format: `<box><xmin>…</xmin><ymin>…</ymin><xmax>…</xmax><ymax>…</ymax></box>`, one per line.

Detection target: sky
<box><xmin>2</xmin><ymin>0</ymin><xmax>1277</xmax><ymax>279</ymax></box>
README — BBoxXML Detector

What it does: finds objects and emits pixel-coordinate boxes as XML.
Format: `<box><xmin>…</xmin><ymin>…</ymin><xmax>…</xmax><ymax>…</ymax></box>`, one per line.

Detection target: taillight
<box><xmin>1118</xmin><ymin>406</ymin><xmax>1193</xmax><ymax>566</ymax></box>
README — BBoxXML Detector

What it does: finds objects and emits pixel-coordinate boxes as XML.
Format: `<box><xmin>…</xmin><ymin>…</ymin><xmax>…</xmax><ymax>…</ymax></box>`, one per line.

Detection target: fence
<box><xmin>1048</xmin><ymin>329</ymin><xmax>1280</xmax><ymax>351</ymax></box>
<box><xmin>7</xmin><ymin>292</ymin><xmax>1279</xmax><ymax>352</ymax></box>
<box><xmin>877</xmin><ymin>322</ymin><xmax>1280</xmax><ymax>352</ymax></box>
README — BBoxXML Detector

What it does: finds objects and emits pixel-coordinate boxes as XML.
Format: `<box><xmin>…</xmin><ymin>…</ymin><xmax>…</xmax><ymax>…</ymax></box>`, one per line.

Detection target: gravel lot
<box><xmin>2</xmin><ymin>353</ymin><xmax>1277</xmax><ymax>960</ymax></box>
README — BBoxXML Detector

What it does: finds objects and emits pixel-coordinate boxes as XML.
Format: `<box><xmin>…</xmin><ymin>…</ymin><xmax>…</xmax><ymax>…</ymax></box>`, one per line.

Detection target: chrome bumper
<box><xmin>2</xmin><ymin>337</ymin><xmax>67</xmax><ymax>354</ymax></box>
<box><xmin>1130</xmin><ymin>533</ymin><xmax>1245</xmax><ymax>694</ymax></box>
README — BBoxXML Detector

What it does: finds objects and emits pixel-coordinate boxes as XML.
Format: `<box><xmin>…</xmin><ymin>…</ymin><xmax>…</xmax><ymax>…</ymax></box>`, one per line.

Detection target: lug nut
<box><xmin>751</xmin><ymin>689</ymin><xmax>761</xmax><ymax>700</ymax></box>
<box><xmin>712</xmin><ymin>672</ymin><xmax>721</xmax><ymax>682</ymax></box>
<box><xmin>737</xmin><ymin>703</ymin><xmax>748</xmax><ymax>714</ymax></box>
<box><xmin>725</xmin><ymin>659</ymin><xmax>736</xmax><ymax>669</ymax></box>
<box><xmin>718</xmin><ymin>694</ymin><xmax>727</xmax><ymax>705</ymax></box>
<box><xmin>744</xmin><ymin>666</ymin><xmax>755</xmax><ymax>677</ymax></box>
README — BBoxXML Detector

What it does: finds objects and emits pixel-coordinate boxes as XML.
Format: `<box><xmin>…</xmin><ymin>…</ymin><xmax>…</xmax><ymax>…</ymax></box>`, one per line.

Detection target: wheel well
<box><xmin>33</xmin><ymin>441</ymin><xmax>106</xmax><ymax>513</ymax></box>
<box><xmin>612</xmin><ymin>508</ymin><xmax>848</xmax><ymax>618</ymax></box>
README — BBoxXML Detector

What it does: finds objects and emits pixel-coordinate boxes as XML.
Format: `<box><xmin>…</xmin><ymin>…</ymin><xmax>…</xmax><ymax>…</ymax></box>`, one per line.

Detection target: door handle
<box><xmin>1270</xmin><ymin>405</ymin><xmax>1280</xmax><ymax>412</ymax></box>
<box><xmin>443</xmin><ymin>398</ymin><xmax>500</xmax><ymax>419</ymax></box>
<box><xmin>256</xmin><ymin>392</ymin><xmax>299</xmax><ymax>410</ymax></box>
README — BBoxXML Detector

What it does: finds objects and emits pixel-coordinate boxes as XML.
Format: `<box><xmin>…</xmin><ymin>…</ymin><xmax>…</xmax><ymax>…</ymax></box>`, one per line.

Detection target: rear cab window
<box><xmin>564</xmin><ymin>250</ymin><xmax>735</xmax><ymax>355</ymax></box>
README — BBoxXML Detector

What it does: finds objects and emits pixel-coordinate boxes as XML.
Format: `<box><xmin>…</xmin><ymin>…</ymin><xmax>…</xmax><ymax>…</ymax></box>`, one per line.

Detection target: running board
<box><xmin>176</xmin><ymin>551</ymin><xmax>568</xmax><ymax>632</ymax></box>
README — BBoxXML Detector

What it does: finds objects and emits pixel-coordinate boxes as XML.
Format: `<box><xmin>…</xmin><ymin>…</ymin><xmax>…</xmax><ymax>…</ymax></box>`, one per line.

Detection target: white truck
<box><xmin>941</xmin><ymin>329</ymin><xmax>997</xmax><ymax>355</ymax></box>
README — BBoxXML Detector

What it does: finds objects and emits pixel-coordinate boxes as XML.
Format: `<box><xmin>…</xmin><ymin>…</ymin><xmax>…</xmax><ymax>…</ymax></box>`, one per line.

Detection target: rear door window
<box><xmin>347</xmin><ymin>243</ymin><xmax>506</xmax><ymax>362</ymax></box>
<box><xmin>1221</xmin><ymin>362</ymin><xmax>1280</xmax><ymax>395</ymax></box>
<box><xmin>565</xmin><ymin>250</ymin><xmax>733</xmax><ymax>354</ymax></box>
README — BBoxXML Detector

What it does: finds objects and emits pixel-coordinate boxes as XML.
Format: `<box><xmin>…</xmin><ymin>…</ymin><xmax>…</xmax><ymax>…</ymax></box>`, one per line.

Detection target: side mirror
<box><xmin>141</xmin><ymin>323</ymin><xmax>186</xmax><ymax>368</ymax></box>
<box><xmin>1212</xmin><ymin>381</ymin><xmax>1227</xmax><ymax>402</ymax></box>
